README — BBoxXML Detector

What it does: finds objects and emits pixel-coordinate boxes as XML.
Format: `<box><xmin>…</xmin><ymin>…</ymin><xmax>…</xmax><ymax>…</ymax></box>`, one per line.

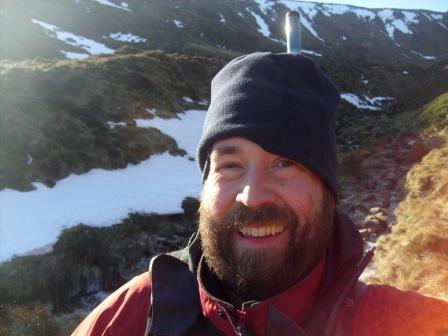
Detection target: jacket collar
<box><xmin>198</xmin><ymin>256</ymin><xmax>326</xmax><ymax>336</ymax></box>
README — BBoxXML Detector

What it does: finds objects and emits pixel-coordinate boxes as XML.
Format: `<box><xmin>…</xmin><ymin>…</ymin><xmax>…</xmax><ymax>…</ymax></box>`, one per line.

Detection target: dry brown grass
<box><xmin>0</xmin><ymin>303</ymin><xmax>59</xmax><ymax>336</ymax></box>
<box><xmin>369</xmin><ymin>135</ymin><xmax>448</xmax><ymax>302</ymax></box>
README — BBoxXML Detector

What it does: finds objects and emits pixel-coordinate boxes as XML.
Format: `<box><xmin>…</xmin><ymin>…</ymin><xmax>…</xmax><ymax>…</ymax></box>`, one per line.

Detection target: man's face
<box><xmin>199</xmin><ymin>137</ymin><xmax>335</xmax><ymax>300</ymax></box>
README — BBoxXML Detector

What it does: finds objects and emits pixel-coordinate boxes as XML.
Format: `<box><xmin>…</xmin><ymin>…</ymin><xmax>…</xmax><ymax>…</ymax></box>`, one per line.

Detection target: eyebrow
<box><xmin>210</xmin><ymin>145</ymin><xmax>242</xmax><ymax>158</ymax></box>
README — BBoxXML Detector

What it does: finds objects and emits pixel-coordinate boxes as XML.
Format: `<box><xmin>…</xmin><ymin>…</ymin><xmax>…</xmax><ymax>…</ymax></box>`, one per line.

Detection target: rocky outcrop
<box><xmin>339</xmin><ymin>134</ymin><xmax>446</xmax><ymax>245</ymax></box>
<box><xmin>0</xmin><ymin>212</ymin><xmax>197</xmax><ymax>313</ymax></box>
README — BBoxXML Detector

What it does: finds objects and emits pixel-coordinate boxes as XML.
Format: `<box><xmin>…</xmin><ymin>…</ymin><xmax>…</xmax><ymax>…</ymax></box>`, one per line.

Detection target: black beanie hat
<box><xmin>197</xmin><ymin>52</ymin><xmax>341</xmax><ymax>199</ymax></box>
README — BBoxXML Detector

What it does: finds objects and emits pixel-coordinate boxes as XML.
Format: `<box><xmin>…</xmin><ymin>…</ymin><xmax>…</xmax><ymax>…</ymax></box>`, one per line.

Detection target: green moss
<box><xmin>419</xmin><ymin>92</ymin><xmax>448</xmax><ymax>135</ymax></box>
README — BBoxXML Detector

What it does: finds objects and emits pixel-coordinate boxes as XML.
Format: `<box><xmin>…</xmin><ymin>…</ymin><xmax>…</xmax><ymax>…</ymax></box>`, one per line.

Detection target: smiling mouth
<box><xmin>238</xmin><ymin>225</ymin><xmax>286</xmax><ymax>238</ymax></box>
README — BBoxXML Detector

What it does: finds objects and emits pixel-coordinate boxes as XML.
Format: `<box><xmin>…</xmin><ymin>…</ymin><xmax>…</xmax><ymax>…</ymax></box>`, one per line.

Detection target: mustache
<box><xmin>223</xmin><ymin>204</ymin><xmax>297</xmax><ymax>230</ymax></box>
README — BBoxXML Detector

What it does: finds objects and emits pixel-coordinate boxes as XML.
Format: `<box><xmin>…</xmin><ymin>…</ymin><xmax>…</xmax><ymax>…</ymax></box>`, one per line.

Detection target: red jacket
<box><xmin>73</xmin><ymin>211</ymin><xmax>448</xmax><ymax>335</ymax></box>
<box><xmin>72</xmin><ymin>271</ymin><xmax>448</xmax><ymax>336</ymax></box>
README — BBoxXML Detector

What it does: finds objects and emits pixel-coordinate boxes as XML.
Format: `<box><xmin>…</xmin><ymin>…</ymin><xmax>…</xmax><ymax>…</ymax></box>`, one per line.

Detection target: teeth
<box><xmin>239</xmin><ymin>225</ymin><xmax>285</xmax><ymax>238</ymax></box>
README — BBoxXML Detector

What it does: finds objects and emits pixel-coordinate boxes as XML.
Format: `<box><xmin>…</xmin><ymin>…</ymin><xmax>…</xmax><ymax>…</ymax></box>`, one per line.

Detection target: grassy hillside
<box><xmin>2</xmin><ymin>46</ymin><xmax>439</xmax><ymax>192</ymax></box>
<box><xmin>368</xmin><ymin>94</ymin><xmax>448</xmax><ymax>301</ymax></box>
<box><xmin>0</xmin><ymin>50</ymin><xmax>223</xmax><ymax>191</ymax></box>
<box><xmin>420</xmin><ymin>93</ymin><xmax>448</xmax><ymax>135</ymax></box>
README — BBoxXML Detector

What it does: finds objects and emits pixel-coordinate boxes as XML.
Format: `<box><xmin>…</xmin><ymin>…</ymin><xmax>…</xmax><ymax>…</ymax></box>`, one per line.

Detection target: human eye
<box><xmin>273</xmin><ymin>158</ymin><xmax>299</xmax><ymax>178</ymax></box>
<box><xmin>277</xmin><ymin>159</ymin><xmax>295</xmax><ymax>168</ymax></box>
<box><xmin>219</xmin><ymin>162</ymin><xmax>241</xmax><ymax>170</ymax></box>
<box><xmin>212</xmin><ymin>159</ymin><xmax>243</xmax><ymax>178</ymax></box>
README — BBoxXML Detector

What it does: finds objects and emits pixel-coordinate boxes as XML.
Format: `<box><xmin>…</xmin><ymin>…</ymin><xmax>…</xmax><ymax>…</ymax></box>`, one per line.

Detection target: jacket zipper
<box><xmin>235</xmin><ymin>309</ymin><xmax>251</xmax><ymax>336</ymax></box>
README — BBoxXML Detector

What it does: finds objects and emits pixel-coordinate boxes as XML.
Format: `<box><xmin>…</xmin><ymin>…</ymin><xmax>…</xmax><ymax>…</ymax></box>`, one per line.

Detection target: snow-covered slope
<box><xmin>1</xmin><ymin>0</ymin><xmax>447</xmax><ymax>65</ymax></box>
<box><xmin>0</xmin><ymin>110</ymin><xmax>205</xmax><ymax>261</ymax></box>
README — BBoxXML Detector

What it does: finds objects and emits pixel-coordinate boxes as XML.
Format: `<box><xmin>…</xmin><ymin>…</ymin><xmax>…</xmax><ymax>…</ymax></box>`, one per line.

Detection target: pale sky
<box><xmin>300</xmin><ymin>0</ymin><xmax>447</xmax><ymax>12</ymax></box>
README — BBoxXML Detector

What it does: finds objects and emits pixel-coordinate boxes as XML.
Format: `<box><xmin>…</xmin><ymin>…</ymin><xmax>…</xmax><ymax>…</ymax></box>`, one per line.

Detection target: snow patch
<box><xmin>300</xmin><ymin>15</ymin><xmax>325</xmax><ymax>42</ymax></box>
<box><xmin>321</xmin><ymin>4</ymin><xmax>351</xmax><ymax>16</ymax></box>
<box><xmin>302</xmin><ymin>49</ymin><xmax>322</xmax><ymax>57</ymax></box>
<box><xmin>60</xmin><ymin>50</ymin><xmax>89</xmax><ymax>60</ymax></box>
<box><xmin>31</xmin><ymin>19</ymin><xmax>114</xmax><ymax>56</ymax></box>
<box><xmin>342</xmin><ymin>36</ymin><xmax>347</xmax><ymax>41</ymax></box>
<box><xmin>92</xmin><ymin>0</ymin><xmax>131</xmax><ymax>11</ymax></box>
<box><xmin>351</xmin><ymin>8</ymin><xmax>376</xmax><ymax>20</ymax></box>
<box><xmin>364</xmin><ymin>96</ymin><xmax>394</xmax><ymax>105</ymax></box>
<box><xmin>402</xmin><ymin>71</ymin><xmax>409</xmax><ymax>74</ymax></box>
<box><xmin>341</xmin><ymin>93</ymin><xmax>393</xmax><ymax>111</ymax></box>
<box><xmin>27</xmin><ymin>155</ymin><xmax>33</xmax><ymax>165</ymax></box>
<box><xmin>402</xmin><ymin>11</ymin><xmax>419</xmax><ymax>25</ymax></box>
<box><xmin>254</xmin><ymin>0</ymin><xmax>271</xmax><ymax>15</ymax></box>
<box><xmin>183</xmin><ymin>96</ymin><xmax>194</xmax><ymax>103</ymax></box>
<box><xmin>146</xmin><ymin>108</ymin><xmax>156</xmax><ymax>114</ymax></box>
<box><xmin>248</xmin><ymin>10</ymin><xmax>271</xmax><ymax>38</ymax></box>
<box><xmin>410</xmin><ymin>50</ymin><xmax>436</xmax><ymax>60</ymax></box>
<box><xmin>219</xmin><ymin>14</ymin><xmax>226</xmax><ymax>23</ymax></box>
<box><xmin>275</xmin><ymin>1</ymin><xmax>325</xmax><ymax>42</ymax></box>
<box><xmin>134</xmin><ymin>110</ymin><xmax>205</xmax><ymax>156</ymax></box>
<box><xmin>378</xmin><ymin>9</ymin><xmax>419</xmax><ymax>40</ymax></box>
<box><xmin>107</xmin><ymin>121</ymin><xmax>126</xmax><ymax>129</ymax></box>
<box><xmin>297</xmin><ymin>2</ymin><xmax>319</xmax><ymax>20</ymax></box>
<box><xmin>173</xmin><ymin>19</ymin><xmax>184</xmax><ymax>28</ymax></box>
<box><xmin>107</xmin><ymin>32</ymin><xmax>146</xmax><ymax>43</ymax></box>
<box><xmin>437</xmin><ymin>21</ymin><xmax>448</xmax><ymax>31</ymax></box>
<box><xmin>0</xmin><ymin>110</ymin><xmax>206</xmax><ymax>262</ymax></box>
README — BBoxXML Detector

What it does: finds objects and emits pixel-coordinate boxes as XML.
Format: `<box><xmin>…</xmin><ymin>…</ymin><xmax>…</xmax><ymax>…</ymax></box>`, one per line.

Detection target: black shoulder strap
<box><xmin>304</xmin><ymin>247</ymin><xmax>374</xmax><ymax>336</ymax></box>
<box><xmin>147</xmin><ymin>253</ymin><xmax>200</xmax><ymax>335</ymax></box>
<box><xmin>147</xmin><ymin>234</ymin><xmax>219</xmax><ymax>336</ymax></box>
<box><xmin>168</xmin><ymin>232</ymin><xmax>202</xmax><ymax>272</ymax></box>
<box><xmin>330</xmin><ymin>281</ymin><xmax>367</xmax><ymax>336</ymax></box>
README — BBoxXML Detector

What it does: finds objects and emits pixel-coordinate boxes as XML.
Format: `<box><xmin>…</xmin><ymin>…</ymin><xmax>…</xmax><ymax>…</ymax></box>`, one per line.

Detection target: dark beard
<box><xmin>199</xmin><ymin>191</ymin><xmax>335</xmax><ymax>301</ymax></box>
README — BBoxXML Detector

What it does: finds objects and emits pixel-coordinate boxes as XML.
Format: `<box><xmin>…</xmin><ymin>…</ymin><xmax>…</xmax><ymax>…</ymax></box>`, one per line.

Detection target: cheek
<box><xmin>201</xmin><ymin>179</ymin><xmax>238</xmax><ymax>218</ymax></box>
<box><xmin>279</xmin><ymin>179</ymin><xmax>323</xmax><ymax>222</ymax></box>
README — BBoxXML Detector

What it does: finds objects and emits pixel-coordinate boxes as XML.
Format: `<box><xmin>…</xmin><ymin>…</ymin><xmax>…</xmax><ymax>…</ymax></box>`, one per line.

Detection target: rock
<box><xmin>338</xmin><ymin>149</ymin><xmax>370</xmax><ymax>177</ymax></box>
<box><xmin>181</xmin><ymin>197</ymin><xmax>200</xmax><ymax>220</ymax></box>
<box><xmin>359</xmin><ymin>228</ymin><xmax>377</xmax><ymax>242</ymax></box>
<box><xmin>424</xmin><ymin>135</ymin><xmax>446</xmax><ymax>150</ymax></box>
<box><xmin>379</xmin><ymin>197</ymin><xmax>391</xmax><ymax>209</ymax></box>
<box><xmin>385</xmin><ymin>178</ymin><xmax>396</xmax><ymax>189</ymax></box>
<box><xmin>355</xmin><ymin>203</ymin><xmax>369</xmax><ymax>214</ymax></box>
<box><xmin>361</xmin><ymin>194</ymin><xmax>377</xmax><ymax>203</ymax></box>
<box><xmin>404</xmin><ymin>140</ymin><xmax>430</xmax><ymax>164</ymax></box>
<box><xmin>369</xmin><ymin>207</ymin><xmax>388</xmax><ymax>216</ymax></box>
<box><xmin>365</xmin><ymin>180</ymin><xmax>377</xmax><ymax>189</ymax></box>
<box><xmin>359</xmin><ymin>228</ymin><xmax>370</xmax><ymax>239</ymax></box>
<box><xmin>362</xmin><ymin>213</ymin><xmax>388</xmax><ymax>235</ymax></box>
<box><xmin>350</xmin><ymin>210</ymin><xmax>366</xmax><ymax>226</ymax></box>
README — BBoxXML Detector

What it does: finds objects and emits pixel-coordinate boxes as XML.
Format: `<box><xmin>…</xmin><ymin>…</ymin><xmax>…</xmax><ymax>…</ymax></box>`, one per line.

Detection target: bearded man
<box><xmin>73</xmin><ymin>52</ymin><xmax>448</xmax><ymax>336</ymax></box>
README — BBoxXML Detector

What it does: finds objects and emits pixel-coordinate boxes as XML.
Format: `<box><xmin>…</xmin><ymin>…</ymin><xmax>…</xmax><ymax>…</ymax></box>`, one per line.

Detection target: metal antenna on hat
<box><xmin>285</xmin><ymin>11</ymin><xmax>301</xmax><ymax>54</ymax></box>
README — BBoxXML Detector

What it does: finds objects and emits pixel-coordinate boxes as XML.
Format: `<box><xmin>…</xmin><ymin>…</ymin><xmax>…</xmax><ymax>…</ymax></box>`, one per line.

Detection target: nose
<box><xmin>235</xmin><ymin>168</ymin><xmax>276</xmax><ymax>208</ymax></box>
